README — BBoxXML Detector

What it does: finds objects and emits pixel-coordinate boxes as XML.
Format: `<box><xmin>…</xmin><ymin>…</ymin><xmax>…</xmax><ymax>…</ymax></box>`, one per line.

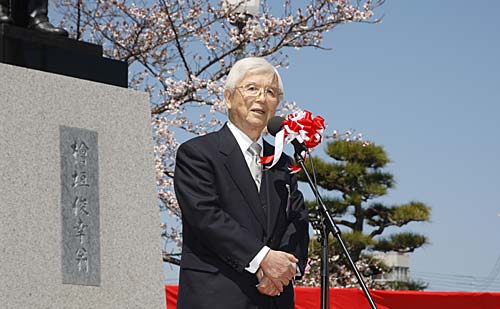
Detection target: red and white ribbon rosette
<box><xmin>262</xmin><ymin>110</ymin><xmax>325</xmax><ymax>173</ymax></box>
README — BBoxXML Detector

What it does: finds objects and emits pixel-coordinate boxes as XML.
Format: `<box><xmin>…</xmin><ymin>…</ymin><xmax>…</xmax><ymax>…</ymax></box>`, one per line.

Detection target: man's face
<box><xmin>225</xmin><ymin>70</ymin><xmax>280</xmax><ymax>139</ymax></box>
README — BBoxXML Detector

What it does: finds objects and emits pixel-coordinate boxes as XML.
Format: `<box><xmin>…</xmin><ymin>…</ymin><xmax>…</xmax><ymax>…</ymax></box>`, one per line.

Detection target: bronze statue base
<box><xmin>0</xmin><ymin>24</ymin><xmax>127</xmax><ymax>88</ymax></box>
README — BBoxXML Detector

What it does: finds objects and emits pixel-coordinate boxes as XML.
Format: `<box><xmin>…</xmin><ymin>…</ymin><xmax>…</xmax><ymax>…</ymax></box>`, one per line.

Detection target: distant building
<box><xmin>373</xmin><ymin>252</ymin><xmax>411</xmax><ymax>282</ymax></box>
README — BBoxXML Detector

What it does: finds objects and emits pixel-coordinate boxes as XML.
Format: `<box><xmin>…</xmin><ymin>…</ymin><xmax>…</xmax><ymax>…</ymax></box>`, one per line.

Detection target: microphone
<box><xmin>267</xmin><ymin>116</ymin><xmax>309</xmax><ymax>155</ymax></box>
<box><xmin>266</xmin><ymin>116</ymin><xmax>285</xmax><ymax>136</ymax></box>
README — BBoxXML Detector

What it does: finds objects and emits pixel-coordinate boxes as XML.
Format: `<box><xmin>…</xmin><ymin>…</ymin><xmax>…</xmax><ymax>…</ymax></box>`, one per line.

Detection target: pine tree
<box><xmin>297</xmin><ymin>140</ymin><xmax>431</xmax><ymax>289</ymax></box>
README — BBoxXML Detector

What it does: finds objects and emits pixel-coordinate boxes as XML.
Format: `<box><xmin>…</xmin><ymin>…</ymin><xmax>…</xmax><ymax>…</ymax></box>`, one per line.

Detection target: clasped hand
<box><xmin>256</xmin><ymin>250</ymin><xmax>298</xmax><ymax>297</ymax></box>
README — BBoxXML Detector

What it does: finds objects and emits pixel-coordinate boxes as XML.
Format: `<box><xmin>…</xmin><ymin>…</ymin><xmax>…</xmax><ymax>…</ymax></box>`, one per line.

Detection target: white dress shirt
<box><xmin>226</xmin><ymin>121</ymin><xmax>270</xmax><ymax>274</ymax></box>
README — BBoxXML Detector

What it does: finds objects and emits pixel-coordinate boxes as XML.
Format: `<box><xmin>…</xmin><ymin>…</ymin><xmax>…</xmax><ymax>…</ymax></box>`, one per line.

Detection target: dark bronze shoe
<box><xmin>0</xmin><ymin>4</ymin><xmax>12</xmax><ymax>24</ymax></box>
<box><xmin>28</xmin><ymin>17</ymin><xmax>68</xmax><ymax>36</ymax></box>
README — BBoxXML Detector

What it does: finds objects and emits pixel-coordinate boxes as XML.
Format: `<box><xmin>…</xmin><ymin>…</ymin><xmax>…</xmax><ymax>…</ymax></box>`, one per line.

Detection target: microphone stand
<box><xmin>294</xmin><ymin>150</ymin><xmax>377</xmax><ymax>309</ymax></box>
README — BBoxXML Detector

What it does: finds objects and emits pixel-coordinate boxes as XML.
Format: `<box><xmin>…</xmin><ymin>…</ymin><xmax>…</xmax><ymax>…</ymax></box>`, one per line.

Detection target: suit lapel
<box><xmin>218</xmin><ymin>124</ymin><xmax>267</xmax><ymax>231</ymax></box>
<box><xmin>261</xmin><ymin>140</ymin><xmax>283</xmax><ymax>238</ymax></box>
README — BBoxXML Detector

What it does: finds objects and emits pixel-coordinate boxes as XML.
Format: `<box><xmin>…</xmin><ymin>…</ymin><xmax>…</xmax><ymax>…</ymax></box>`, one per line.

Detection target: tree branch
<box><xmin>162</xmin><ymin>252</ymin><xmax>181</xmax><ymax>266</ymax></box>
<box><xmin>160</xmin><ymin>0</ymin><xmax>193</xmax><ymax>83</ymax></box>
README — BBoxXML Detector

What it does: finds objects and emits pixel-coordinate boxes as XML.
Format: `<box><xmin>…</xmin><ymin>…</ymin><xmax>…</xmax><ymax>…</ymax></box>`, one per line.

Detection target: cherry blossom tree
<box><xmin>54</xmin><ymin>0</ymin><xmax>384</xmax><ymax>266</ymax></box>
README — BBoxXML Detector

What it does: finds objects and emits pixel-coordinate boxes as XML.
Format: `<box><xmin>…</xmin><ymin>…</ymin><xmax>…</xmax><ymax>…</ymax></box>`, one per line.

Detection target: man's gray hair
<box><xmin>225</xmin><ymin>57</ymin><xmax>284</xmax><ymax>99</ymax></box>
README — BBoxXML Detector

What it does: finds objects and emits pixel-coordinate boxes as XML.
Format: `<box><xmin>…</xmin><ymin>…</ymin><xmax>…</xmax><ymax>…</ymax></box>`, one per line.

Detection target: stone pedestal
<box><xmin>0</xmin><ymin>63</ymin><xmax>165</xmax><ymax>308</ymax></box>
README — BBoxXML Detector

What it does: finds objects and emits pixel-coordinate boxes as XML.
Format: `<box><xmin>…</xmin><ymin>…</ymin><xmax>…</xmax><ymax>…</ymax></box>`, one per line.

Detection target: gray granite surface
<box><xmin>0</xmin><ymin>63</ymin><xmax>165</xmax><ymax>308</ymax></box>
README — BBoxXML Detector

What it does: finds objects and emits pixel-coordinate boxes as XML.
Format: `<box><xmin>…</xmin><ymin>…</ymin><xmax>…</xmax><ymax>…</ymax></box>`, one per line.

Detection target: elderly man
<box><xmin>174</xmin><ymin>57</ymin><xmax>309</xmax><ymax>309</ymax></box>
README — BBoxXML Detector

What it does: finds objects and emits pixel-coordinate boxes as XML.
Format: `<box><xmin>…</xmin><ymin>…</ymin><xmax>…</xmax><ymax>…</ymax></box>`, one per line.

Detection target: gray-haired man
<box><xmin>174</xmin><ymin>57</ymin><xmax>309</xmax><ymax>308</ymax></box>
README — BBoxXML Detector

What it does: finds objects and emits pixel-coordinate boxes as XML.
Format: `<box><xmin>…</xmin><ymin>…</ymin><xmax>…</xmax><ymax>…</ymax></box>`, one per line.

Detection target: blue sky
<box><xmin>284</xmin><ymin>0</ymin><xmax>500</xmax><ymax>291</ymax></box>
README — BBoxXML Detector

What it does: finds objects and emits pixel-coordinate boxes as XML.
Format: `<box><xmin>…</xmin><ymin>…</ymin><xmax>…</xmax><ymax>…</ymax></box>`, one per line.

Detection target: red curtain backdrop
<box><xmin>166</xmin><ymin>285</ymin><xmax>500</xmax><ymax>308</ymax></box>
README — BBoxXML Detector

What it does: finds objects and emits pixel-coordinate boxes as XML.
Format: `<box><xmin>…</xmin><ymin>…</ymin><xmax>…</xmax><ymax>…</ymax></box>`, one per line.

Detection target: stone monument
<box><xmin>0</xmin><ymin>62</ymin><xmax>166</xmax><ymax>308</ymax></box>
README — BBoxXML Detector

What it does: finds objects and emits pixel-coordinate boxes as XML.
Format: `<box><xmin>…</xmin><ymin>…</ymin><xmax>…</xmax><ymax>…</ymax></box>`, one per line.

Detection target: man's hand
<box><xmin>256</xmin><ymin>272</ymin><xmax>282</xmax><ymax>297</ymax></box>
<box><xmin>259</xmin><ymin>250</ymin><xmax>298</xmax><ymax>287</ymax></box>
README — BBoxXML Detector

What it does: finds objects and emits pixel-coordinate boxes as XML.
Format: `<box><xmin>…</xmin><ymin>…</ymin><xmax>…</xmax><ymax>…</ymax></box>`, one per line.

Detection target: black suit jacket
<box><xmin>174</xmin><ymin>124</ymin><xmax>309</xmax><ymax>309</ymax></box>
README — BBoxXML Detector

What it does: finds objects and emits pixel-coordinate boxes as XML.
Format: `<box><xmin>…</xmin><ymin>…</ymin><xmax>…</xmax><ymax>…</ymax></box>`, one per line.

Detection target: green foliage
<box><xmin>387</xmin><ymin>280</ymin><xmax>428</xmax><ymax>291</ymax></box>
<box><xmin>339</xmin><ymin>231</ymin><xmax>377</xmax><ymax>256</ymax></box>
<box><xmin>305</xmin><ymin>197</ymin><xmax>350</xmax><ymax>217</ymax></box>
<box><xmin>302</xmin><ymin>141</ymin><xmax>395</xmax><ymax>202</ymax></box>
<box><xmin>391</xmin><ymin>202</ymin><xmax>431</xmax><ymax>223</ymax></box>
<box><xmin>326</xmin><ymin>140</ymin><xmax>390</xmax><ymax>169</ymax></box>
<box><xmin>366</xmin><ymin>201</ymin><xmax>431</xmax><ymax>236</ymax></box>
<box><xmin>298</xmin><ymin>140</ymin><xmax>432</xmax><ymax>289</ymax></box>
<box><xmin>374</xmin><ymin>232</ymin><xmax>428</xmax><ymax>253</ymax></box>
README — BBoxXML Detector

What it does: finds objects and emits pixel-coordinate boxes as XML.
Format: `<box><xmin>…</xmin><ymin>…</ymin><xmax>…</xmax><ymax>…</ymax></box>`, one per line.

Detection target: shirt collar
<box><xmin>227</xmin><ymin>121</ymin><xmax>263</xmax><ymax>155</ymax></box>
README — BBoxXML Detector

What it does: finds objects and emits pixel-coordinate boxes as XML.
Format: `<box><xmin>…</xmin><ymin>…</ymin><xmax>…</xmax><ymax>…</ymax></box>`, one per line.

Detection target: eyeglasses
<box><xmin>236</xmin><ymin>84</ymin><xmax>282</xmax><ymax>101</ymax></box>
